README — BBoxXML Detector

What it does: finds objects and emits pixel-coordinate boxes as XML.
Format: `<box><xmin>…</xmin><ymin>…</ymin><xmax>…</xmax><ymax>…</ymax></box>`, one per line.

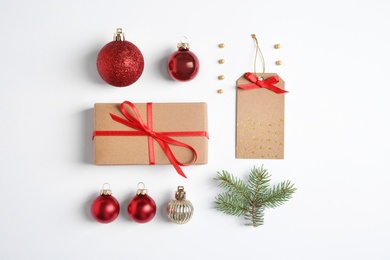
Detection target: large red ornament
<box><xmin>167</xmin><ymin>40</ymin><xmax>199</xmax><ymax>81</ymax></box>
<box><xmin>127</xmin><ymin>182</ymin><xmax>156</xmax><ymax>223</ymax></box>
<box><xmin>96</xmin><ymin>28</ymin><xmax>144</xmax><ymax>87</ymax></box>
<box><xmin>91</xmin><ymin>183</ymin><xmax>120</xmax><ymax>224</ymax></box>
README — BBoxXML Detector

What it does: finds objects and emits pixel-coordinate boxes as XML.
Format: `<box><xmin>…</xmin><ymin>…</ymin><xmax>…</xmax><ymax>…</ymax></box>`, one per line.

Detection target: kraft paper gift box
<box><xmin>93</xmin><ymin>101</ymin><xmax>208</xmax><ymax>177</ymax></box>
<box><xmin>236</xmin><ymin>72</ymin><xmax>287</xmax><ymax>159</ymax></box>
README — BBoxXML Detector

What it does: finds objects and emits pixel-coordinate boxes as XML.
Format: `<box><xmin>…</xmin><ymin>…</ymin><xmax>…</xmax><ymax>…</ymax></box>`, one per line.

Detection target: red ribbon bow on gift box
<box><xmin>93</xmin><ymin>101</ymin><xmax>209</xmax><ymax>178</ymax></box>
<box><xmin>237</xmin><ymin>72</ymin><xmax>288</xmax><ymax>94</ymax></box>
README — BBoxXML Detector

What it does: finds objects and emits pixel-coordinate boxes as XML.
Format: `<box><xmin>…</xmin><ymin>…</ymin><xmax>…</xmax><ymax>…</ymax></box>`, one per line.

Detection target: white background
<box><xmin>1</xmin><ymin>0</ymin><xmax>389</xmax><ymax>259</ymax></box>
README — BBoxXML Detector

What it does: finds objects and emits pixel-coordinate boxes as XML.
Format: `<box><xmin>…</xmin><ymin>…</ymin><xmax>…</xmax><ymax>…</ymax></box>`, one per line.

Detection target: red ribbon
<box><xmin>237</xmin><ymin>72</ymin><xmax>288</xmax><ymax>94</ymax></box>
<box><xmin>93</xmin><ymin>101</ymin><xmax>209</xmax><ymax>178</ymax></box>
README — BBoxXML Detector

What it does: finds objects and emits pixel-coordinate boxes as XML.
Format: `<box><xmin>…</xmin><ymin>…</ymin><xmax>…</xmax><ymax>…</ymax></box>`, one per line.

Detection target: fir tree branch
<box><xmin>248</xmin><ymin>166</ymin><xmax>271</xmax><ymax>205</ymax></box>
<box><xmin>214</xmin><ymin>166</ymin><xmax>296</xmax><ymax>227</ymax></box>
<box><xmin>215</xmin><ymin>192</ymin><xmax>250</xmax><ymax>217</ymax></box>
<box><xmin>244</xmin><ymin>206</ymin><xmax>265</xmax><ymax>227</ymax></box>
<box><xmin>261</xmin><ymin>180</ymin><xmax>297</xmax><ymax>209</ymax></box>
<box><xmin>214</xmin><ymin>170</ymin><xmax>252</xmax><ymax>204</ymax></box>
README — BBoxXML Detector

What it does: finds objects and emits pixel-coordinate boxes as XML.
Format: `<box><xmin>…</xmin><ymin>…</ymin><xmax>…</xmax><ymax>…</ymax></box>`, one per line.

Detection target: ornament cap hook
<box><xmin>175</xmin><ymin>186</ymin><xmax>187</xmax><ymax>200</ymax></box>
<box><xmin>178</xmin><ymin>36</ymin><xmax>190</xmax><ymax>50</ymax></box>
<box><xmin>136</xmin><ymin>182</ymin><xmax>148</xmax><ymax>195</ymax></box>
<box><xmin>113</xmin><ymin>28</ymin><xmax>125</xmax><ymax>41</ymax></box>
<box><xmin>100</xmin><ymin>183</ymin><xmax>112</xmax><ymax>195</ymax></box>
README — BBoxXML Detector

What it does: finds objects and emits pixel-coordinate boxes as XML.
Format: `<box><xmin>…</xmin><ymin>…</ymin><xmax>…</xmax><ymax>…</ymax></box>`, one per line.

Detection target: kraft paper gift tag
<box><xmin>236</xmin><ymin>72</ymin><xmax>287</xmax><ymax>159</ymax></box>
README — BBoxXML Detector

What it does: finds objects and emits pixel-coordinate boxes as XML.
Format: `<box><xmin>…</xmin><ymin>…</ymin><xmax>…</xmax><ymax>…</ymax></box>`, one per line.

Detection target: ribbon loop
<box><xmin>237</xmin><ymin>72</ymin><xmax>288</xmax><ymax>94</ymax></box>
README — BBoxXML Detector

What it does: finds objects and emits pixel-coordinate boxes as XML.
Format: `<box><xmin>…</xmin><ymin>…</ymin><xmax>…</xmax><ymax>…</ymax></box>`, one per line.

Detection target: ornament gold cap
<box><xmin>113</xmin><ymin>28</ymin><xmax>125</xmax><ymax>41</ymax></box>
<box><xmin>100</xmin><ymin>189</ymin><xmax>112</xmax><ymax>195</ymax></box>
<box><xmin>177</xmin><ymin>42</ymin><xmax>190</xmax><ymax>50</ymax></box>
<box><xmin>177</xmin><ymin>36</ymin><xmax>190</xmax><ymax>50</ymax></box>
<box><xmin>175</xmin><ymin>186</ymin><xmax>187</xmax><ymax>200</ymax></box>
<box><xmin>100</xmin><ymin>183</ymin><xmax>113</xmax><ymax>195</ymax></box>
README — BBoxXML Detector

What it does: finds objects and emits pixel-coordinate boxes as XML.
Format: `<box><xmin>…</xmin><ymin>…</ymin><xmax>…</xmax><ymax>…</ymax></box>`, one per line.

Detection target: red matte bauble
<box><xmin>168</xmin><ymin>48</ymin><xmax>199</xmax><ymax>81</ymax></box>
<box><xmin>128</xmin><ymin>194</ymin><xmax>156</xmax><ymax>223</ymax></box>
<box><xmin>96</xmin><ymin>30</ymin><xmax>144</xmax><ymax>87</ymax></box>
<box><xmin>91</xmin><ymin>194</ymin><xmax>120</xmax><ymax>224</ymax></box>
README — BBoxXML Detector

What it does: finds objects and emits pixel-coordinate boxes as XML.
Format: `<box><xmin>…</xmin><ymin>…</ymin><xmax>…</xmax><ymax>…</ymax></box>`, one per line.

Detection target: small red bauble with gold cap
<box><xmin>167</xmin><ymin>37</ymin><xmax>199</xmax><ymax>82</ymax></box>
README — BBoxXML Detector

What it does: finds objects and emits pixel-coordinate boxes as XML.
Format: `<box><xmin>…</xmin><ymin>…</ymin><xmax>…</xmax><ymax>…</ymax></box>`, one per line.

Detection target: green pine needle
<box><xmin>244</xmin><ymin>206</ymin><xmax>265</xmax><ymax>227</ymax></box>
<box><xmin>214</xmin><ymin>165</ymin><xmax>296</xmax><ymax>227</ymax></box>
<box><xmin>215</xmin><ymin>170</ymin><xmax>252</xmax><ymax>204</ymax></box>
<box><xmin>215</xmin><ymin>192</ymin><xmax>249</xmax><ymax>217</ymax></box>
<box><xmin>261</xmin><ymin>180</ymin><xmax>297</xmax><ymax>209</ymax></box>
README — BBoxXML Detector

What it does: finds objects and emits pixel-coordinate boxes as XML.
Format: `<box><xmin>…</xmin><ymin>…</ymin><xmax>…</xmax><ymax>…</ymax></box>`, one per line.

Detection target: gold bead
<box><xmin>275</xmin><ymin>60</ymin><xmax>282</xmax><ymax>65</ymax></box>
<box><xmin>274</xmin><ymin>44</ymin><xmax>281</xmax><ymax>49</ymax></box>
<box><xmin>218</xmin><ymin>43</ymin><xmax>225</xmax><ymax>48</ymax></box>
<box><xmin>218</xmin><ymin>75</ymin><xmax>225</xmax><ymax>80</ymax></box>
<box><xmin>218</xmin><ymin>59</ymin><xmax>225</xmax><ymax>64</ymax></box>
<box><xmin>217</xmin><ymin>89</ymin><xmax>224</xmax><ymax>94</ymax></box>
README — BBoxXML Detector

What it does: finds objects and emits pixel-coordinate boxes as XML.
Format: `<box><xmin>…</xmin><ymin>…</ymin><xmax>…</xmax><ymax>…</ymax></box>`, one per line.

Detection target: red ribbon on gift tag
<box><xmin>93</xmin><ymin>101</ymin><xmax>209</xmax><ymax>178</ymax></box>
<box><xmin>238</xmin><ymin>72</ymin><xmax>288</xmax><ymax>94</ymax></box>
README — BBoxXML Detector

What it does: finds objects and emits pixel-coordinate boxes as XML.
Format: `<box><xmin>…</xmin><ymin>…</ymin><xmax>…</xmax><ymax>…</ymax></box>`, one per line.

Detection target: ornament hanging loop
<box><xmin>178</xmin><ymin>36</ymin><xmax>190</xmax><ymax>50</ymax></box>
<box><xmin>100</xmin><ymin>183</ymin><xmax>112</xmax><ymax>195</ymax></box>
<box><xmin>137</xmin><ymin>182</ymin><xmax>145</xmax><ymax>189</ymax></box>
<box><xmin>136</xmin><ymin>182</ymin><xmax>147</xmax><ymax>195</ymax></box>
<box><xmin>251</xmin><ymin>34</ymin><xmax>266</xmax><ymax>75</ymax></box>
<box><xmin>180</xmin><ymin>36</ymin><xmax>188</xmax><ymax>43</ymax></box>
<box><xmin>113</xmin><ymin>28</ymin><xmax>125</xmax><ymax>41</ymax></box>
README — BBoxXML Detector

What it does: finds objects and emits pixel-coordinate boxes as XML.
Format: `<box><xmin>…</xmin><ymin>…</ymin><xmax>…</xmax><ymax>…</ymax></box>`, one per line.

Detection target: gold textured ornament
<box><xmin>166</xmin><ymin>186</ymin><xmax>194</xmax><ymax>224</ymax></box>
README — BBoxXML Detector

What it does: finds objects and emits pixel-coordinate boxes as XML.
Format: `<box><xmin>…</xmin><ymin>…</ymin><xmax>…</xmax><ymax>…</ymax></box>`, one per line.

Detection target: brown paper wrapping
<box><xmin>236</xmin><ymin>73</ymin><xmax>285</xmax><ymax>159</ymax></box>
<box><xmin>94</xmin><ymin>102</ymin><xmax>208</xmax><ymax>165</ymax></box>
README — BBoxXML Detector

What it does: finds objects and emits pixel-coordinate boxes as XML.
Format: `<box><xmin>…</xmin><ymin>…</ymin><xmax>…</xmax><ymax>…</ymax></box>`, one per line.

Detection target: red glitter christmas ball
<box><xmin>96</xmin><ymin>29</ymin><xmax>144</xmax><ymax>87</ymax></box>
